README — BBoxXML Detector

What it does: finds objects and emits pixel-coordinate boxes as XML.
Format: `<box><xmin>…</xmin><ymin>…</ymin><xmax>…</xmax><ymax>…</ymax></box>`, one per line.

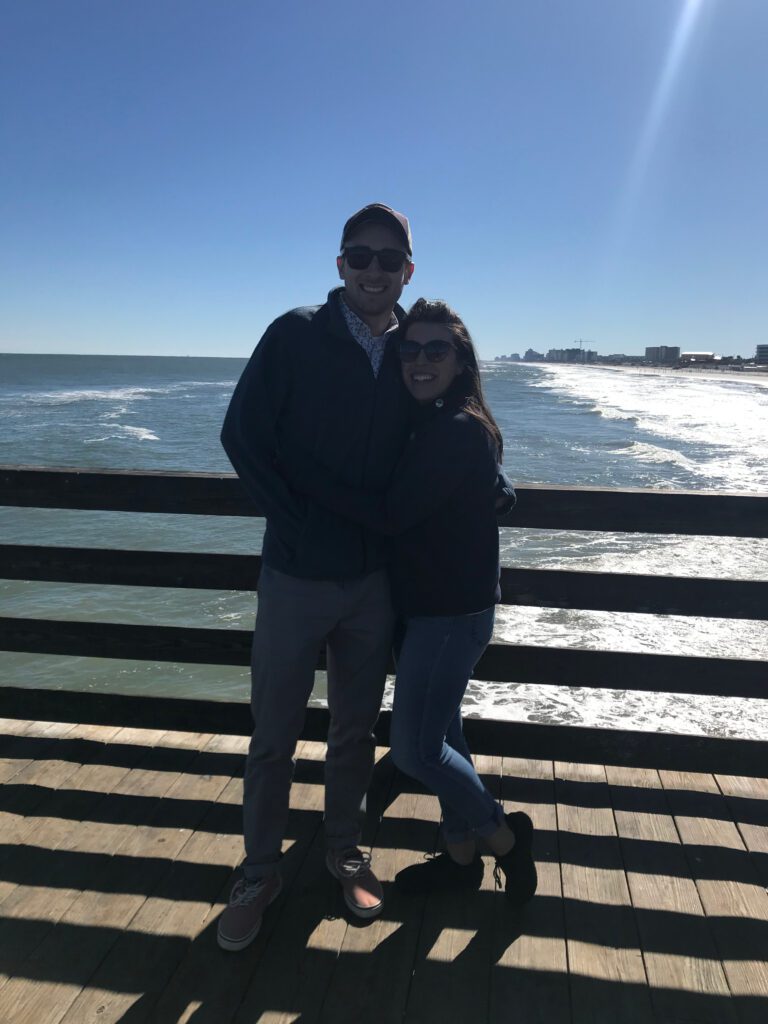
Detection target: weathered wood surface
<box><xmin>3</xmin><ymin>544</ymin><xmax>767</xmax><ymax>619</ymax></box>
<box><xmin>2</xmin><ymin>720</ymin><xmax>767</xmax><ymax>1023</ymax></box>
<box><xmin>657</xmin><ymin>769</ymin><xmax>768</xmax><ymax>1023</ymax></box>
<box><xmin>605</xmin><ymin>764</ymin><xmax>737</xmax><ymax>1023</ymax></box>
<box><xmin>3</xmin><ymin>466</ymin><xmax>768</xmax><ymax>536</ymax></box>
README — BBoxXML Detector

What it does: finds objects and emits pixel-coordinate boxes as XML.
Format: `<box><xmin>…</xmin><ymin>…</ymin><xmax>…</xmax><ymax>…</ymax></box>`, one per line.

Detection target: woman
<box><xmin>282</xmin><ymin>298</ymin><xmax>537</xmax><ymax>903</ymax></box>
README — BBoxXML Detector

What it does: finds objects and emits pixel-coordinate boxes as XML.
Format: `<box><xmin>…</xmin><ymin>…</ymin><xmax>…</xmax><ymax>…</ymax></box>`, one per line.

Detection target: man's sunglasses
<box><xmin>342</xmin><ymin>246</ymin><xmax>410</xmax><ymax>273</ymax></box>
<box><xmin>398</xmin><ymin>338</ymin><xmax>456</xmax><ymax>363</ymax></box>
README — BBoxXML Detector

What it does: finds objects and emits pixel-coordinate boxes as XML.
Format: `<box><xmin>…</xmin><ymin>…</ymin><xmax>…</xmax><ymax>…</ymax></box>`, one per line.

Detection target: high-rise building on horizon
<box><xmin>645</xmin><ymin>346</ymin><xmax>680</xmax><ymax>364</ymax></box>
<box><xmin>756</xmin><ymin>344</ymin><xmax>768</xmax><ymax>365</ymax></box>
<box><xmin>547</xmin><ymin>347</ymin><xmax>597</xmax><ymax>363</ymax></box>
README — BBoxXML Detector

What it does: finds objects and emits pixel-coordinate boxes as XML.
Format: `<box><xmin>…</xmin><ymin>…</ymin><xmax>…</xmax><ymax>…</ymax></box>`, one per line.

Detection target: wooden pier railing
<box><xmin>1</xmin><ymin>465</ymin><xmax>767</xmax><ymax>774</ymax></box>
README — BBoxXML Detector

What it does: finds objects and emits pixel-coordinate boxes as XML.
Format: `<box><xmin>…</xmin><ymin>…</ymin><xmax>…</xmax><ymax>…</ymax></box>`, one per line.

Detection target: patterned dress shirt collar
<box><xmin>340</xmin><ymin>293</ymin><xmax>399</xmax><ymax>378</ymax></box>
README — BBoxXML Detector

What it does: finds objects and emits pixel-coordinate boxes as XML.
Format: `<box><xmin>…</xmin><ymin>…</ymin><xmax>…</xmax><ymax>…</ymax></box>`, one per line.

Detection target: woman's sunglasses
<box><xmin>398</xmin><ymin>338</ymin><xmax>456</xmax><ymax>363</ymax></box>
<box><xmin>342</xmin><ymin>246</ymin><xmax>410</xmax><ymax>273</ymax></box>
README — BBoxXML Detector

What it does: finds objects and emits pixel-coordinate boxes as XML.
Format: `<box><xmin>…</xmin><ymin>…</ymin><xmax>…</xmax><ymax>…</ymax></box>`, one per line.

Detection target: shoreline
<box><xmin>507</xmin><ymin>361</ymin><xmax>768</xmax><ymax>386</ymax></box>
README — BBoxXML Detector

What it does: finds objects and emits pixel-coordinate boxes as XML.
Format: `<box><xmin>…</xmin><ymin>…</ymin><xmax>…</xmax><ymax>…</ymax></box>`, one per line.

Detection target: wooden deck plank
<box><xmin>659</xmin><ymin>769</ymin><xmax>768</xmax><ymax>1023</ymax></box>
<box><xmin>0</xmin><ymin>726</ymin><xmax>197</xmax><ymax>1023</ymax></box>
<box><xmin>0</xmin><ymin>718</ymin><xmax>41</xmax><ymax>740</ymax></box>
<box><xmin>605</xmin><ymin>763</ymin><xmax>736</xmax><ymax>1024</ymax></box>
<box><xmin>232</xmin><ymin>746</ymin><xmax>401</xmax><ymax>1024</ymax></box>
<box><xmin>0</xmin><ymin>722</ymin><xmax>145</xmax><ymax>858</ymax></box>
<box><xmin>0</xmin><ymin>718</ymin><xmax>77</xmax><ymax>765</ymax></box>
<box><xmin>555</xmin><ymin>760</ymin><xmax>655</xmax><ymax>1024</ymax></box>
<box><xmin>0</xmin><ymin>719</ymin><xmax>80</xmax><ymax>744</ymax></box>
<box><xmin>316</xmin><ymin>760</ymin><xmax>441</xmax><ymax>1024</ymax></box>
<box><xmin>55</xmin><ymin>734</ymin><xmax>249</xmax><ymax>1024</ymax></box>
<box><xmin>375</xmin><ymin>784</ymin><xmax>445</xmax><ymax>1024</ymax></box>
<box><xmin>231</xmin><ymin>833</ymin><xmax>348</xmax><ymax>1024</ymax></box>
<box><xmin>0</xmin><ymin>721</ymin><xmax>80</xmax><ymax>785</ymax></box>
<box><xmin>402</xmin><ymin>754</ymin><xmax>502</xmax><ymax>1024</ymax></box>
<box><xmin>3</xmin><ymin>722</ymin><xmax>768</xmax><ymax>1024</ymax></box>
<box><xmin>146</xmin><ymin>740</ymin><xmax>326</xmax><ymax>1024</ymax></box>
<box><xmin>491</xmin><ymin>756</ymin><xmax>570</xmax><ymax>1024</ymax></box>
<box><xmin>0</xmin><ymin>722</ymin><xmax>130</xmax><ymax>917</ymax></box>
<box><xmin>714</xmin><ymin>773</ymin><xmax>768</xmax><ymax>891</ymax></box>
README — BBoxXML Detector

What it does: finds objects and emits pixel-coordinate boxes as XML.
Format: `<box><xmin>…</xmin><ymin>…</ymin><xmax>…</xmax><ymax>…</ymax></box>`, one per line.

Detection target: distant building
<box><xmin>756</xmin><ymin>345</ymin><xmax>768</xmax><ymax>365</ymax></box>
<box><xmin>645</xmin><ymin>346</ymin><xmax>680</xmax><ymax>364</ymax></box>
<box><xmin>680</xmin><ymin>352</ymin><xmax>717</xmax><ymax>363</ymax></box>
<box><xmin>547</xmin><ymin>348</ymin><xmax>597</xmax><ymax>364</ymax></box>
<box><xmin>523</xmin><ymin>349</ymin><xmax>545</xmax><ymax>361</ymax></box>
<box><xmin>493</xmin><ymin>353</ymin><xmax>521</xmax><ymax>361</ymax></box>
<box><xmin>602</xmin><ymin>353</ymin><xmax>638</xmax><ymax>364</ymax></box>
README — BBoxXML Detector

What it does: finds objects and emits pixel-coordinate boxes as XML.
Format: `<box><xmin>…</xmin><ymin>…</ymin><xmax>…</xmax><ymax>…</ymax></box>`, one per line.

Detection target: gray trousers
<box><xmin>242</xmin><ymin>564</ymin><xmax>394</xmax><ymax>879</ymax></box>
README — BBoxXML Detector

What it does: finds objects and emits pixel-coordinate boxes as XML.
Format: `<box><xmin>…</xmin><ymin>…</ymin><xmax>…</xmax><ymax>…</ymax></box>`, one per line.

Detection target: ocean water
<box><xmin>1</xmin><ymin>353</ymin><xmax>767</xmax><ymax>739</ymax></box>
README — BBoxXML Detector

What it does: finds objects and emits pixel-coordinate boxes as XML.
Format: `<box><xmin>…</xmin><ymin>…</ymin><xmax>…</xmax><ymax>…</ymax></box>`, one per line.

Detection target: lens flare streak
<box><xmin>614</xmin><ymin>0</ymin><xmax>708</xmax><ymax>238</ymax></box>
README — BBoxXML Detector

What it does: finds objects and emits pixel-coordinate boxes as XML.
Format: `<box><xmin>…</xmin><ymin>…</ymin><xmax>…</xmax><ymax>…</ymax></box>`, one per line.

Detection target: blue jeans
<box><xmin>389</xmin><ymin>607</ymin><xmax>503</xmax><ymax>843</ymax></box>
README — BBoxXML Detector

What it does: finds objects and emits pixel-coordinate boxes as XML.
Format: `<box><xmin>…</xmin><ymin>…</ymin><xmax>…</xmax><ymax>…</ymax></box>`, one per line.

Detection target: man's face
<box><xmin>337</xmin><ymin>222</ymin><xmax>414</xmax><ymax>324</ymax></box>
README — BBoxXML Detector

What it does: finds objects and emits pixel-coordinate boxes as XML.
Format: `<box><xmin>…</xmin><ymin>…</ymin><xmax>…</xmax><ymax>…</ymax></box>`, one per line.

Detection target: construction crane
<box><xmin>573</xmin><ymin>339</ymin><xmax>594</xmax><ymax>363</ymax></box>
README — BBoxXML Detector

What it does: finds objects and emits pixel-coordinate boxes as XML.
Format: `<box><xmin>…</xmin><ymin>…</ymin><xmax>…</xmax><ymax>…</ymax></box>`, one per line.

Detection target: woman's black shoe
<box><xmin>493</xmin><ymin>811</ymin><xmax>537</xmax><ymax>906</ymax></box>
<box><xmin>395</xmin><ymin>853</ymin><xmax>484</xmax><ymax>895</ymax></box>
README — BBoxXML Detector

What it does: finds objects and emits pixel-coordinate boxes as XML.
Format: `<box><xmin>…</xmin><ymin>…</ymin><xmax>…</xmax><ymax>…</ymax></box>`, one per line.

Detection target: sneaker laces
<box><xmin>229</xmin><ymin>877</ymin><xmax>270</xmax><ymax>907</ymax></box>
<box><xmin>334</xmin><ymin>848</ymin><xmax>372</xmax><ymax>879</ymax></box>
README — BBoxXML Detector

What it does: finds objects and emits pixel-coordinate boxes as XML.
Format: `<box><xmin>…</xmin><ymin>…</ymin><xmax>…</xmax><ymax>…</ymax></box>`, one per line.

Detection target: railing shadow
<box><xmin>2</xmin><ymin>743</ymin><xmax>768</xmax><ymax>1021</ymax></box>
<box><xmin>6</xmin><ymin>729</ymin><xmax>768</xmax><ymax>824</ymax></box>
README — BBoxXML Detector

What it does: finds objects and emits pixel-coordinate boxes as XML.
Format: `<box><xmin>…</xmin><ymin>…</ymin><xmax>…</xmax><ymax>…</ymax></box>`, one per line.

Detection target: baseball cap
<box><xmin>340</xmin><ymin>203</ymin><xmax>412</xmax><ymax>256</ymax></box>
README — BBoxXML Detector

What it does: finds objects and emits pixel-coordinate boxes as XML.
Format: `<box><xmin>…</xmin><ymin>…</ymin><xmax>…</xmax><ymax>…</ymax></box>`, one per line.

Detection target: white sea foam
<box><xmin>28</xmin><ymin>386</ymin><xmax>162</xmax><ymax>405</ymax></box>
<box><xmin>587</xmin><ymin>404</ymin><xmax>637</xmax><ymax>423</ymax></box>
<box><xmin>376</xmin><ymin>674</ymin><xmax>768</xmax><ymax>740</ymax></box>
<box><xmin>119</xmin><ymin>425</ymin><xmax>158</xmax><ymax>441</ymax></box>
<box><xmin>84</xmin><ymin>424</ymin><xmax>159</xmax><ymax>443</ymax></box>
<box><xmin>612</xmin><ymin>440</ymin><xmax>700</xmax><ymax>471</ymax></box>
<box><xmin>532</xmin><ymin>364</ymin><xmax>768</xmax><ymax>491</ymax></box>
<box><xmin>26</xmin><ymin>380</ymin><xmax>234</xmax><ymax>406</ymax></box>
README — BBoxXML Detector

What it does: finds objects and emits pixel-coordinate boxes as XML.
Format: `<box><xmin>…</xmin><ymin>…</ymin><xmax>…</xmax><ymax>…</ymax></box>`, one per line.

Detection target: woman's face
<box><xmin>400</xmin><ymin>323</ymin><xmax>464</xmax><ymax>404</ymax></box>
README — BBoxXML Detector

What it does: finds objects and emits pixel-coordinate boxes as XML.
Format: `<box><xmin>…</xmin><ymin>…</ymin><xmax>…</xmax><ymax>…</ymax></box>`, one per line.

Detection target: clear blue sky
<box><xmin>1</xmin><ymin>0</ymin><xmax>766</xmax><ymax>358</ymax></box>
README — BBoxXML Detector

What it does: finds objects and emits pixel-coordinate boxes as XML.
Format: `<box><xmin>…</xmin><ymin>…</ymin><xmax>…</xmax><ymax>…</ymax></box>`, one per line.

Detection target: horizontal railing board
<box><xmin>2</xmin><ymin>466</ymin><xmax>768</xmax><ymax>537</ymax></box>
<box><xmin>1</xmin><ymin>545</ymin><xmax>767</xmax><ymax>620</ymax></box>
<box><xmin>2</xmin><ymin>545</ymin><xmax>766</xmax><ymax>620</ymax></box>
<box><xmin>0</xmin><ymin>545</ymin><xmax>263</xmax><ymax>593</ymax></box>
<box><xmin>1</xmin><ymin>616</ymin><xmax>766</xmax><ymax>699</ymax></box>
<box><xmin>500</xmin><ymin>566</ymin><xmax>768</xmax><ymax>619</ymax></box>
<box><xmin>0</xmin><ymin>686</ymin><xmax>765</xmax><ymax>777</ymax></box>
<box><xmin>502</xmin><ymin>484</ymin><xmax>768</xmax><ymax>537</ymax></box>
<box><xmin>0</xmin><ymin>466</ymin><xmax>248</xmax><ymax>517</ymax></box>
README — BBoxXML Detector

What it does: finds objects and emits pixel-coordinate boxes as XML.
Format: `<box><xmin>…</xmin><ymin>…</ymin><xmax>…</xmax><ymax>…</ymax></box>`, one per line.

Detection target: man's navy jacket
<box><xmin>221</xmin><ymin>288</ymin><xmax>413</xmax><ymax>579</ymax></box>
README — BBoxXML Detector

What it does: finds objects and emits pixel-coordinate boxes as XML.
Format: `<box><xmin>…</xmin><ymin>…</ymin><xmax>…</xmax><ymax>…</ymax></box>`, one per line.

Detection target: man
<box><xmin>217</xmin><ymin>204</ymin><xmax>415</xmax><ymax>950</ymax></box>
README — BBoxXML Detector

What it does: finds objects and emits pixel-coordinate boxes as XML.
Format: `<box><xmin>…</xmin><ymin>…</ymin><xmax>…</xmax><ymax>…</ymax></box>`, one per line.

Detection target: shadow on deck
<box><xmin>1</xmin><ymin>719</ymin><xmax>767</xmax><ymax>1024</ymax></box>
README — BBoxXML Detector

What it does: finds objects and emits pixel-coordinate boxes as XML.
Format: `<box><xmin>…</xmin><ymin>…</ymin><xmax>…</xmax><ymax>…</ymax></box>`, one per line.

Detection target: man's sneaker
<box><xmin>216</xmin><ymin>873</ymin><xmax>282</xmax><ymax>951</ymax></box>
<box><xmin>493</xmin><ymin>811</ymin><xmax>537</xmax><ymax>906</ymax></box>
<box><xmin>395</xmin><ymin>852</ymin><xmax>484</xmax><ymax>895</ymax></box>
<box><xmin>326</xmin><ymin>848</ymin><xmax>383</xmax><ymax>919</ymax></box>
